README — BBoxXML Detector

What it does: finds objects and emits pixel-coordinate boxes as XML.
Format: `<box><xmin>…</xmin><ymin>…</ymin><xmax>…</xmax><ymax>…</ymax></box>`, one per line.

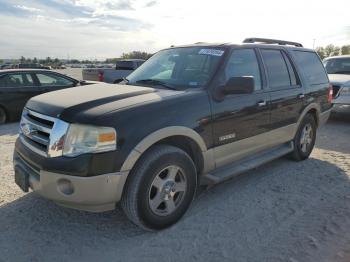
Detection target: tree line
<box><xmin>1</xmin><ymin>51</ymin><xmax>154</xmax><ymax>65</ymax></box>
<box><xmin>316</xmin><ymin>44</ymin><xmax>350</xmax><ymax>60</ymax></box>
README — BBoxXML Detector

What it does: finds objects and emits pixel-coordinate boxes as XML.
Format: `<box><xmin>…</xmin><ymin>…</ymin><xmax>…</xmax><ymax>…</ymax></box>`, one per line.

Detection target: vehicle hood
<box><xmin>26</xmin><ymin>83</ymin><xmax>183</xmax><ymax>122</ymax></box>
<box><xmin>328</xmin><ymin>74</ymin><xmax>350</xmax><ymax>86</ymax></box>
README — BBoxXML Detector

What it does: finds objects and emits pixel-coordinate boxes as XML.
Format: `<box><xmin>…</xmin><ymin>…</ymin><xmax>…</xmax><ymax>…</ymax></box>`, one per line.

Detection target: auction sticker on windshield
<box><xmin>198</xmin><ymin>49</ymin><xmax>224</xmax><ymax>56</ymax></box>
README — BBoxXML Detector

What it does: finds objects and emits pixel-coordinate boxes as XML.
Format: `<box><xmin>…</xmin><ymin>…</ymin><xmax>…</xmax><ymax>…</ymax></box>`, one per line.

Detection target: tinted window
<box><xmin>225</xmin><ymin>49</ymin><xmax>262</xmax><ymax>90</ymax></box>
<box><xmin>294</xmin><ymin>51</ymin><xmax>328</xmax><ymax>85</ymax></box>
<box><xmin>324</xmin><ymin>58</ymin><xmax>350</xmax><ymax>75</ymax></box>
<box><xmin>0</xmin><ymin>74</ymin><xmax>34</xmax><ymax>87</ymax></box>
<box><xmin>261</xmin><ymin>49</ymin><xmax>291</xmax><ymax>88</ymax></box>
<box><xmin>116</xmin><ymin>61</ymin><xmax>134</xmax><ymax>70</ymax></box>
<box><xmin>36</xmin><ymin>73</ymin><xmax>73</xmax><ymax>87</ymax></box>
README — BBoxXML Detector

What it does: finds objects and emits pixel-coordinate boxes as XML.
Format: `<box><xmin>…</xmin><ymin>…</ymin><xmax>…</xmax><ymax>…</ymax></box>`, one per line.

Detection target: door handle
<box><xmin>298</xmin><ymin>94</ymin><xmax>305</xmax><ymax>99</ymax></box>
<box><xmin>257</xmin><ymin>100</ymin><xmax>267</xmax><ymax>107</ymax></box>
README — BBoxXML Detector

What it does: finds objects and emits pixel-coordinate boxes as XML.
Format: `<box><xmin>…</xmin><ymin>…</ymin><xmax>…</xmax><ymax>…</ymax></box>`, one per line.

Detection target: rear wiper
<box><xmin>135</xmin><ymin>79</ymin><xmax>177</xmax><ymax>90</ymax></box>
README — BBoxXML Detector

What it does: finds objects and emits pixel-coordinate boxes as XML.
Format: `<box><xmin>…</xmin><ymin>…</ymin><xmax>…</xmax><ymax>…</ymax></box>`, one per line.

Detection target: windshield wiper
<box><xmin>135</xmin><ymin>79</ymin><xmax>177</xmax><ymax>90</ymax></box>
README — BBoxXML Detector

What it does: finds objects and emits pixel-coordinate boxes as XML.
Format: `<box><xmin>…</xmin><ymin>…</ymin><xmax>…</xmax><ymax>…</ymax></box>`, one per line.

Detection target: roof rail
<box><xmin>243</xmin><ymin>38</ymin><xmax>303</xmax><ymax>47</ymax></box>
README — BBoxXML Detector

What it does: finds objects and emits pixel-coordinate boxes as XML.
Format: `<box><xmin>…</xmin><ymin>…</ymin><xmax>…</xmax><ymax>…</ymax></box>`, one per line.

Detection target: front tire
<box><xmin>290</xmin><ymin>114</ymin><xmax>317</xmax><ymax>161</ymax></box>
<box><xmin>121</xmin><ymin>145</ymin><xmax>197</xmax><ymax>230</ymax></box>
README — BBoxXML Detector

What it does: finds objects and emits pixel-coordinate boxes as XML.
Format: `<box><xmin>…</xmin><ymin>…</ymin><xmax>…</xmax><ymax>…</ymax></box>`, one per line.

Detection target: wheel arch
<box><xmin>120</xmin><ymin>126</ymin><xmax>208</xmax><ymax>174</ymax></box>
<box><xmin>297</xmin><ymin>103</ymin><xmax>321</xmax><ymax>128</ymax></box>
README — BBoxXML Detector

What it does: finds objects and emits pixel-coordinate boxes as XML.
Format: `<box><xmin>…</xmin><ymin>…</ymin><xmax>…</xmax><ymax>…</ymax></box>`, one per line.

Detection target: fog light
<box><xmin>57</xmin><ymin>179</ymin><xmax>74</xmax><ymax>195</ymax></box>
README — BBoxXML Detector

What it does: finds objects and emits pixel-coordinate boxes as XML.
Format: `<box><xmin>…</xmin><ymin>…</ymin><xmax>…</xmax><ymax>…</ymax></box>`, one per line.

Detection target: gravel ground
<box><xmin>0</xmin><ymin>114</ymin><xmax>350</xmax><ymax>262</ymax></box>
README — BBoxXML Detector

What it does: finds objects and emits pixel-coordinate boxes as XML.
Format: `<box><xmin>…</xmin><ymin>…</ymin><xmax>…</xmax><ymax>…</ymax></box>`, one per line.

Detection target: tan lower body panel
<box><xmin>210</xmin><ymin>124</ymin><xmax>297</xmax><ymax>170</ymax></box>
<box><xmin>30</xmin><ymin>170</ymin><xmax>128</xmax><ymax>212</ymax></box>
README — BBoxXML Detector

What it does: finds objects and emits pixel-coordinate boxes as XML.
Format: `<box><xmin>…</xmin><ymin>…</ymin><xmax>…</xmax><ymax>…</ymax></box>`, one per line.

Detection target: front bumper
<box><xmin>14</xmin><ymin>151</ymin><xmax>128</xmax><ymax>212</ymax></box>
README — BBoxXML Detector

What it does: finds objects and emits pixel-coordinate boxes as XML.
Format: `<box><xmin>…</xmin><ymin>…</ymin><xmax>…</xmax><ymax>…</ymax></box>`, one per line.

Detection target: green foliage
<box><xmin>120</xmin><ymin>51</ymin><xmax>153</xmax><ymax>60</ymax></box>
<box><xmin>341</xmin><ymin>45</ymin><xmax>350</xmax><ymax>55</ymax></box>
<box><xmin>316</xmin><ymin>44</ymin><xmax>350</xmax><ymax>59</ymax></box>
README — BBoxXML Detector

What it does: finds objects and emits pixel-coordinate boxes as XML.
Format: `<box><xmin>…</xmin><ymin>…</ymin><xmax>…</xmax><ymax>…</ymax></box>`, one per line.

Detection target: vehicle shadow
<box><xmin>1</xmin><ymin>157</ymin><xmax>350</xmax><ymax>262</ymax></box>
<box><xmin>0</xmin><ymin>122</ymin><xmax>19</xmax><ymax>136</ymax></box>
<box><xmin>315</xmin><ymin>114</ymin><xmax>350</xmax><ymax>154</ymax></box>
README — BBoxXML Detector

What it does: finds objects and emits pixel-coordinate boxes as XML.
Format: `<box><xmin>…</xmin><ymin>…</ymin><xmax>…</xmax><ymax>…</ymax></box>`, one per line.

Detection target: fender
<box><xmin>120</xmin><ymin>126</ymin><xmax>208</xmax><ymax>172</ymax></box>
<box><xmin>296</xmin><ymin>103</ymin><xmax>321</xmax><ymax>128</ymax></box>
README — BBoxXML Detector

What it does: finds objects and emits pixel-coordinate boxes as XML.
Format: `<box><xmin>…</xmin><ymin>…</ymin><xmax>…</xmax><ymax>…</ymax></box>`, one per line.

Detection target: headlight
<box><xmin>63</xmin><ymin>124</ymin><xmax>117</xmax><ymax>157</ymax></box>
<box><xmin>340</xmin><ymin>86</ymin><xmax>350</xmax><ymax>95</ymax></box>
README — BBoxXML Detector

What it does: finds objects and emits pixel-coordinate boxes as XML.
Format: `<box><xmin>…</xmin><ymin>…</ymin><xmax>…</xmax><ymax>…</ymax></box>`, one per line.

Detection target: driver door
<box><xmin>211</xmin><ymin>48</ymin><xmax>271</xmax><ymax>168</ymax></box>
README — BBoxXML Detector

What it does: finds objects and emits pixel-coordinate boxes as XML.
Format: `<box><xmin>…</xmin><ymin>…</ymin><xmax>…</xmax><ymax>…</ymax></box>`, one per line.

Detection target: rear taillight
<box><xmin>98</xmin><ymin>72</ymin><xmax>104</xmax><ymax>82</ymax></box>
<box><xmin>327</xmin><ymin>84</ymin><xmax>333</xmax><ymax>103</ymax></box>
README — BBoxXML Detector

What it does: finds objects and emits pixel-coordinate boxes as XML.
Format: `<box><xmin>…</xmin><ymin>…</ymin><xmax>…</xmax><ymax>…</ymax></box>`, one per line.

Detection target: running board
<box><xmin>201</xmin><ymin>142</ymin><xmax>294</xmax><ymax>185</ymax></box>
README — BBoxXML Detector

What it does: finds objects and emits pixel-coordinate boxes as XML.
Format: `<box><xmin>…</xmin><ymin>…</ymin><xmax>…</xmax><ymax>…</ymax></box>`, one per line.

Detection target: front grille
<box><xmin>19</xmin><ymin>109</ymin><xmax>69</xmax><ymax>158</ymax></box>
<box><xmin>332</xmin><ymin>85</ymin><xmax>341</xmax><ymax>98</ymax></box>
<box><xmin>20</xmin><ymin>109</ymin><xmax>56</xmax><ymax>157</ymax></box>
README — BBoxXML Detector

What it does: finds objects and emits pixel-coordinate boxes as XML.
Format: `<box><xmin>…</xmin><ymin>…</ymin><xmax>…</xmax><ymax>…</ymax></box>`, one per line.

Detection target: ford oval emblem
<box><xmin>21</xmin><ymin>123</ymin><xmax>33</xmax><ymax>136</ymax></box>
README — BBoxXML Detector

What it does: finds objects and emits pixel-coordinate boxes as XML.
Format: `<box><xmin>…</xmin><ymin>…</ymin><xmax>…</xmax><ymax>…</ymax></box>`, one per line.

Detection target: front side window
<box><xmin>261</xmin><ymin>49</ymin><xmax>291</xmax><ymax>89</ymax></box>
<box><xmin>294</xmin><ymin>51</ymin><xmax>329</xmax><ymax>85</ymax></box>
<box><xmin>324</xmin><ymin>58</ymin><xmax>350</xmax><ymax>75</ymax></box>
<box><xmin>36</xmin><ymin>73</ymin><xmax>74</xmax><ymax>87</ymax></box>
<box><xmin>225</xmin><ymin>49</ymin><xmax>262</xmax><ymax>91</ymax></box>
<box><xmin>126</xmin><ymin>47</ymin><xmax>225</xmax><ymax>89</ymax></box>
<box><xmin>0</xmin><ymin>73</ymin><xmax>34</xmax><ymax>87</ymax></box>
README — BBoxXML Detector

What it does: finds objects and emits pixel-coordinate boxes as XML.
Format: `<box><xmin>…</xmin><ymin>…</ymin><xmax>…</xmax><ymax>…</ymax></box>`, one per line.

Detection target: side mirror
<box><xmin>222</xmin><ymin>76</ymin><xmax>255</xmax><ymax>95</ymax></box>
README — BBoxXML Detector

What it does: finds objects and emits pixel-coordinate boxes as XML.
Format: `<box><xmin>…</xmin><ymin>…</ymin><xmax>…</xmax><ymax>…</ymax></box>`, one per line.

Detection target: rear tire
<box><xmin>121</xmin><ymin>145</ymin><xmax>197</xmax><ymax>230</ymax></box>
<box><xmin>0</xmin><ymin>107</ymin><xmax>7</xmax><ymax>124</ymax></box>
<box><xmin>290</xmin><ymin>114</ymin><xmax>317</xmax><ymax>161</ymax></box>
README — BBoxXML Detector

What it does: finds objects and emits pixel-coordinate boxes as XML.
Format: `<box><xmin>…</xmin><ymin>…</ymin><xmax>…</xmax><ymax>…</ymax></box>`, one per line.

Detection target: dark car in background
<box><xmin>0</xmin><ymin>69</ymin><xmax>96</xmax><ymax>123</ymax></box>
<box><xmin>323</xmin><ymin>55</ymin><xmax>350</xmax><ymax>112</ymax></box>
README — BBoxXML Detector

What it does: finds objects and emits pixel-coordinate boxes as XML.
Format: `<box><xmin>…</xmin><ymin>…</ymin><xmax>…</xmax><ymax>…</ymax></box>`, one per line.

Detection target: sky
<box><xmin>0</xmin><ymin>0</ymin><xmax>349</xmax><ymax>59</ymax></box>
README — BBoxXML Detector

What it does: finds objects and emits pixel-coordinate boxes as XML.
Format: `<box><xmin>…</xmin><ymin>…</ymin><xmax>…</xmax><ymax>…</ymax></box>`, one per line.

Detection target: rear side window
<box><xmin>116</xmin><ymin>61</ymin><xmax>134</xmax><ymax>70</ymax></box>
<box><xmin>36</xmin><ymin>73</ymin><xmax>74</xmax><ymax>87</ymax></box>
<box><xmin>293</xmin><ymin>51</ymin><xmax>328</xmax><ymax>85</ymax></box>
<box><xmin>261</xmin><ymin>49</ymin><xmax>291</xmax><ymax>89</ymax></box>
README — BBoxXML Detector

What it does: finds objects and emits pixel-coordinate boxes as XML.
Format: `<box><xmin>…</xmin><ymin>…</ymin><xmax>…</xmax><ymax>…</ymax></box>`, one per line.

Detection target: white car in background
<box><xmin>323</xmin><ymin>55</ymin><xmax>350</xmax><ymax>112</ymax></box>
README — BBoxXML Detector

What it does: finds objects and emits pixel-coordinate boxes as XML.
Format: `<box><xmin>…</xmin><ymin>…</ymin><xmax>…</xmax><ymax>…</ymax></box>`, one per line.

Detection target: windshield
<box><xmin>324</xmin><ymin>58</ymin><xmax>350</xmax><ymax>74</ymax></box>
<box><xmin>126</xmin><ymin>47</ymin><xmax>225</xmax><ymax>89</ymax></box>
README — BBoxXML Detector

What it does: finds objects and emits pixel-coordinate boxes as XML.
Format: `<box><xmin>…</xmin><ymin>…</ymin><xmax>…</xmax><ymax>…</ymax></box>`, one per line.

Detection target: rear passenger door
<box><xmin>34</xmin><ymin>72</ymin><xmax>76</xmax><ymax>93</ymax></box>
<box><xmin>0</xmin><ymin>73</ymin><xmax>41</xmax><ymax>118</ymax></box>
<box><xmin>260</xmin><ymin>49</ymin><xmax>304</xmax><ymax>130</ymax></box>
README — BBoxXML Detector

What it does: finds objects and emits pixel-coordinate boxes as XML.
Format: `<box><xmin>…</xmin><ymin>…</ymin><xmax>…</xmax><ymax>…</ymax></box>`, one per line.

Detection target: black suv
<box><xmin>13</xmin><ymin>38</ymin><xmax>332</xmax><ymax>230</ymax></box>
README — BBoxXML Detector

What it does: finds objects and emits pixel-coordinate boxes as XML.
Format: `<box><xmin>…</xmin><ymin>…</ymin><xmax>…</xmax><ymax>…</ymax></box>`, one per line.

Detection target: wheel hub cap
<box><xmin>300</xmin><ymin>123</ymin><xmax>313</xmax><ymax>153</ymax></box>
<box><xmin>148</xmin><ymin>165</ymin><xmax>187</xmax><ymax>216</ymax></box>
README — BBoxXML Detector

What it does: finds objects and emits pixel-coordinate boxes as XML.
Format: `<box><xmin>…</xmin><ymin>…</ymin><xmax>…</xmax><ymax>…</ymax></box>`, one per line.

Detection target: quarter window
<box><xmin>261</xmin><ymin>49</ymin><xmax>291</xmax><ymax>89</ymax></box>
<box><xmin>225</xmin><ymin>49</ymin><xmax>262</xmax><ymax>90</ymax></box>
<box><xmin>294</xmin><ymin>51</ymin><xmax>329</xmax><ymax>85</ymax></box>
<box><xmin>36</xmin><ymin>73</ymin><xmax>73</xmax><ymax>87</ymax></box>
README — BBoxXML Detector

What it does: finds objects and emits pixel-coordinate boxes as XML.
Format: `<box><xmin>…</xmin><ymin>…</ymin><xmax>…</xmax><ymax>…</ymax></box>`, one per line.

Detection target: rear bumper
<box><xmin>14</xmin><ymin>151</ymin><xmax>128</xmax><ymax>212</ymax></box>
<box><xmin>332</xmin><ymin>104</ymin><xmax>350</xmax><ymax>114</ymax></box>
